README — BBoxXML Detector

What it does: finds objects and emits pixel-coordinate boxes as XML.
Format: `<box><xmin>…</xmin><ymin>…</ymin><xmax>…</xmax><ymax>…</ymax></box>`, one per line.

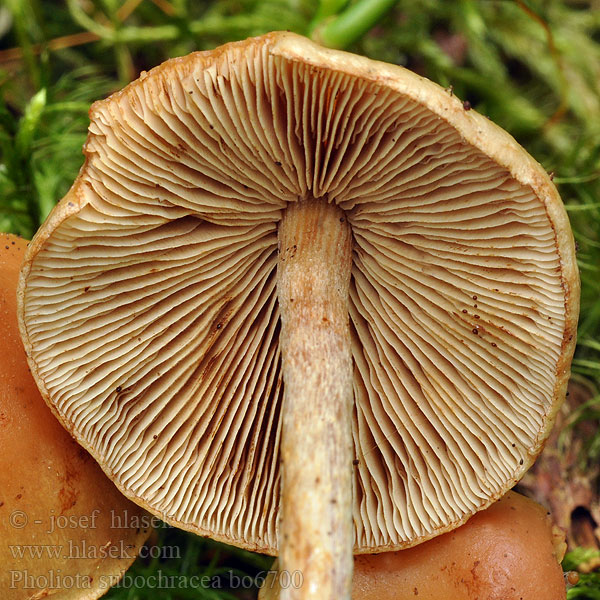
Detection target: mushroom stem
<box><xmin>277</xmin><ymin>198</ymin><xmax>354</xmax><ymax>600</ymax></box>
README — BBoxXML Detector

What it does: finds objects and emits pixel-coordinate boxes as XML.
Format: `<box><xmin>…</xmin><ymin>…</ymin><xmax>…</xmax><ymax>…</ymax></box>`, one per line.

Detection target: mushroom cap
<box><xmin>259</xmin><ymin>491</ymin><xmax>568</xmax><ymax>600</ymax></box>
<box><xmin>0</xmin><ymin>234</ymin><xmax>151</xmax><ymax>599</ymax></box>
<box><xmin>18</xmin><ymin>32</ymin><xmax>579</xmax><ymax>555</ymax></box>
<box><xmin>351</xmin><ymin>491</ymin><xmax>567</xmax><ymax>600</ymax></box>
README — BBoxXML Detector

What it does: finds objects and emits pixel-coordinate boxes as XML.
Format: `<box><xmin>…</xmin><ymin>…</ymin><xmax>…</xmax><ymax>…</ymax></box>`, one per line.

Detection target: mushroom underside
<box><xmin>20</xmin><ymin>33</ymin><xmax>574</xmax><ymax>556</ymax></box>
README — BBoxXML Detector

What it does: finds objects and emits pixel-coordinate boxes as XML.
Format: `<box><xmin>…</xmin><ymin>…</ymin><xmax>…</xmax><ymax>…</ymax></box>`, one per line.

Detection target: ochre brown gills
<box><xmin>18</xmin><ymin>32</ymin><xmax>579</xmax><ymax>600</ymax></box>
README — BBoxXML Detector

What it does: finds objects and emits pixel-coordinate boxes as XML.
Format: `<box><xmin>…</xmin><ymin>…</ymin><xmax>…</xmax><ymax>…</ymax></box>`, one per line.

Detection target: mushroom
<box><xmin>17</xmin><ymin>32</ymin><xmax>579</xmax><ymax>600</ymax></box>
<box><xmin>259</xmin><ymin>491</ymin><xmax>568</xmax><ymax>600</ymax></box>
<box><xmin>1</xmin><ymin>233</ymin><xmax>151</xmax><ymax>600</ymax></box>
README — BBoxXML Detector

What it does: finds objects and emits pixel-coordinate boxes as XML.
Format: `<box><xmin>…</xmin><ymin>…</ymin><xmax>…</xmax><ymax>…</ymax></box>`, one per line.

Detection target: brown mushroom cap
<box><xmin>0</xmin><ymin>234</ymin><xmax>151</xmax><ymax>599</ymax></box>
<box><xmin>17</xmin><ymin>32</ymin><xmax>578</xmax><ymax>556</ymax></box>
<box><xmin>259</xmin><ymin>491</ymin><xmax>568</xmax><ymax>600</ymax></box>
